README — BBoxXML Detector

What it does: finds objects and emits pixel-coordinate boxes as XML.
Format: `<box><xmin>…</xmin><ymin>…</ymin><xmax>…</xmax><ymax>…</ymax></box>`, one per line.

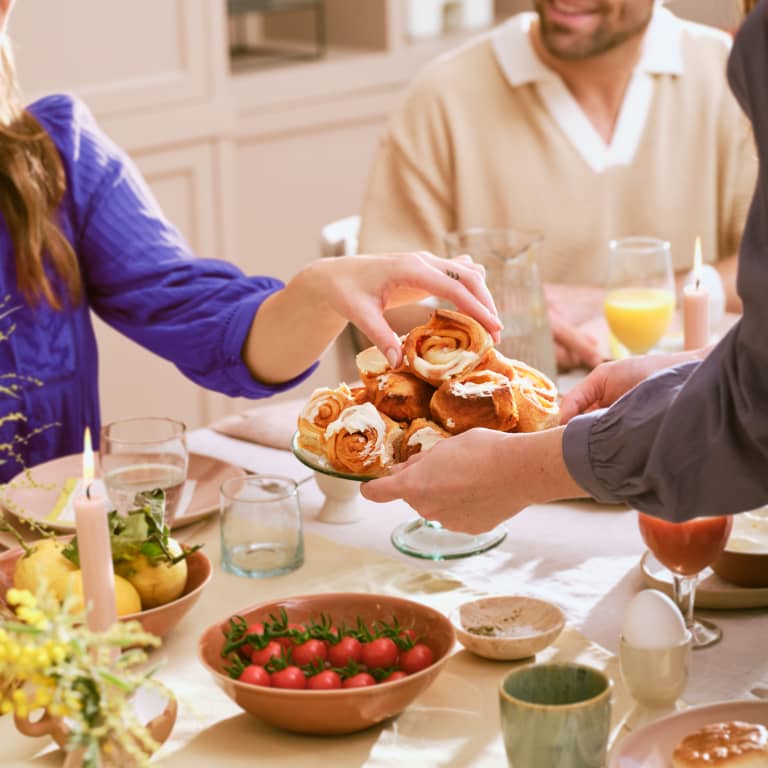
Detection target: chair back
<box><xmin>321</xmin><ymin>215</ymin><xmax>360</xmax><ymax>258</ymax></box>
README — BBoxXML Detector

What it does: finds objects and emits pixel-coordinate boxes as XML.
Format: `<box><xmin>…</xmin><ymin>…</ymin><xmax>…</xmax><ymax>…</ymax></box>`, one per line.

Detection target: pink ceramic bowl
<box><xmin>0</xmin><ymin>544</ymin><xmax>211</xmax><ymax>639</ymax></box>
<box><xmin>198</xmin><ymin>592</ymin><xmax>456</xmax><ymax>735</ymax></box>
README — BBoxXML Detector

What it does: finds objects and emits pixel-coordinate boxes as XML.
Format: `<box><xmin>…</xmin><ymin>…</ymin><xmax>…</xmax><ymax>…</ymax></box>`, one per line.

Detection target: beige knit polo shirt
<box><xmin>358</xmin><ymin>9</ymin><xmax>756</xmax><ymax>282</ymax></box>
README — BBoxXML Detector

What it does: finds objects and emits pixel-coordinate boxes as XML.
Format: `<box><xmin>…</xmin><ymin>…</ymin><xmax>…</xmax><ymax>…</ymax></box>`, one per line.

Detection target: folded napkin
<box><xmin>210</xmin><ymin>398</ymin><xmax>305</xmax><ymax>451</ymax></box>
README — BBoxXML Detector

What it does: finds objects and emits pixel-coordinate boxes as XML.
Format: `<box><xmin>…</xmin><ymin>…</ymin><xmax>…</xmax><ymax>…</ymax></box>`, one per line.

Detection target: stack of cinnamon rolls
<box><xmin>297</xmin><ymin>309</ymin><xmax>560</xmax><ymax>478</ymax></box>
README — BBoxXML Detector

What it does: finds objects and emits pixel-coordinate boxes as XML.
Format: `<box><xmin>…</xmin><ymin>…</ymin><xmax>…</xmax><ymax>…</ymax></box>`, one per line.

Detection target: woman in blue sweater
<box><xmin>0</xmin><ymin>0</ymin><xmax>500</xmax><ymax>481</ymax></box>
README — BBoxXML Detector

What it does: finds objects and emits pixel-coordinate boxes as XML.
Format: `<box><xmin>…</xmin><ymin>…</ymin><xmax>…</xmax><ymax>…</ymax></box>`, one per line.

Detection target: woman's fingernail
<box><xmin>386</xmin><ymin>348</ymin><xmax>400</xmax><ymax>369</ymax></box>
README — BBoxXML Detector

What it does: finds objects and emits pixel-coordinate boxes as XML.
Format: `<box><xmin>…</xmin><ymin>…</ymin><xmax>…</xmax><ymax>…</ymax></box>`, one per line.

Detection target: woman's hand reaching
<box><xmin>244</xmin><ymin>251</ymin><xmax>502</xmax><ymax>384</ymax></box>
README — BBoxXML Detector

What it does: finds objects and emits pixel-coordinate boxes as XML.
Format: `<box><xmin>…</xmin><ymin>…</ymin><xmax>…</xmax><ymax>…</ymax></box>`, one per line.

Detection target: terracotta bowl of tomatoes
<box><xmin>197</xmin><ymin>592</ymin><xmax>456</xmax><ymax>735</ymax></box>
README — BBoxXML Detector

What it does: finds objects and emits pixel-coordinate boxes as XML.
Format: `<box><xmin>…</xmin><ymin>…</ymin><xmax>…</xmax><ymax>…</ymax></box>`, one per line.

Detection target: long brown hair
<box><xmin>0</xmin><ymin>39</ymin><xmax>81</xmax><ymax>309</ymax></box>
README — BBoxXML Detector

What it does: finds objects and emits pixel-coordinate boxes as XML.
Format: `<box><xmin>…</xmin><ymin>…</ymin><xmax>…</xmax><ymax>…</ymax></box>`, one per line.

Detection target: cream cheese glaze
<box><xmin>406</xmin><ymin>426</ymin><xmax>444</xmax><ymax>453</ymax></box>
<box><xmin>412</xmin><ymin>349</ymin><xmax>480</xmax><ymax>381</ymax></box>
<box><xmin>325</xmin><ymin>403</ymin><xmax>394</xmax><ymax>466</ymax></box>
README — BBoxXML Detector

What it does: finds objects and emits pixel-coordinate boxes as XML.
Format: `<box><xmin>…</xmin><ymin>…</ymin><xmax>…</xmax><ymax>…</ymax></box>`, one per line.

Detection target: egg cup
<box><xmin>619</xmin><ymin>631</ymin><xmax>692</xmax><ymax>709</ymax></box>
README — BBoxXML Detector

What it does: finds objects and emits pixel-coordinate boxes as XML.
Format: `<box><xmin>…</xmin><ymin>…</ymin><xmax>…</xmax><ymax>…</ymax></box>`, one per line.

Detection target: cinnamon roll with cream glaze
<box><xmin>403</xmin><ymin>309</ymin><xmax>493</xmax><ymax>387</ymax></box>
<box><xmin>363</xmin><ymin>371</ymin><xmax>434</xmax><ymax>422</ymax></box>
<box><xmin>356</xmin><ymin>345</ymin><xmax>392</xmax><ymax>379</ymax></box>
<box><xmin>357</xmin><ymin>343</ymin><xmax>433</xmax><ymax>421</ymax></box>
<box><xmin>482</xmin><ymin>349</ymin><xmax>560</xmax><ymax>432</ymax></box>
<box><xmin>297</xmin><ymin>383</ymin><xmax>357</xmax><ymax>457</ymax></box>
<box><xmin>401</xmin><ymin>418</ymin><xmax>450</xmax><ymax>461</ymax></box>
<box><xmin>325</xmin><ymin>402</ymin><xmax>403</xmax><ymax>477</ymax></box>
<box><xmin>430</xmin><ymin>369</ymin><xmax>518</xmax><ymax>434</ymax></box>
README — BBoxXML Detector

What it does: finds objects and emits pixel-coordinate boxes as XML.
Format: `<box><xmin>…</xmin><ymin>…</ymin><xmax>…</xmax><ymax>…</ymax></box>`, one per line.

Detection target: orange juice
<box><xmin>604</xmin><ymin>288</ymin><xmax>675</xmax><ymax>354</ymax></box>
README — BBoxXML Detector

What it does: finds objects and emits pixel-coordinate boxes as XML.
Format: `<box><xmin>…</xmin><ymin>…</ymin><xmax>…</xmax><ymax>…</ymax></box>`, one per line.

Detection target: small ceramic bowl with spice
<box><xmin>451</xmin><ymin>595</ymin><xmax>565</xmax><ymax>661</ymax></box>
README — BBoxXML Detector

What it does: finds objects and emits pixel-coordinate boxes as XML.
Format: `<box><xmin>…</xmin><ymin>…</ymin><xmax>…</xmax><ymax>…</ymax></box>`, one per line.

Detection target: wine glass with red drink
<box><xmin>638</xmin><ymin>512</ymin><xmax>733</xmax><ymax>649</ymax></box>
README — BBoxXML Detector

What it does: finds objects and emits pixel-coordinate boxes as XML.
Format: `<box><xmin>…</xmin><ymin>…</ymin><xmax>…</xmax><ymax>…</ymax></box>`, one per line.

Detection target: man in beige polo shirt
<box><xmin>358</xmin><ymin>0</ymin><xmax>755</xmax><ymax>369</ymax></box>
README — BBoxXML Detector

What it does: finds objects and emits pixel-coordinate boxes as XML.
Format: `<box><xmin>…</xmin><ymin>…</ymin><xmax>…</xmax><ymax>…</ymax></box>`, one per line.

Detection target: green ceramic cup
<box><xmin>499</xmin><ymin>662</ymin><xmax>612</xmax><ymax>768</ymax></box>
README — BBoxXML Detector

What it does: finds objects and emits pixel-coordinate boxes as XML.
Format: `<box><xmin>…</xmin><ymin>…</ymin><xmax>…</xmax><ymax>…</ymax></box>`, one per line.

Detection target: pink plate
<box><xmin>1</xmin><ymin>452</ymin><xmax>244</xmax><ymax>532</ymax></box>
<box><xmin>610</xmin><ymin>699</ymin><xmax>768</xmax><ymax>767</ymax></box>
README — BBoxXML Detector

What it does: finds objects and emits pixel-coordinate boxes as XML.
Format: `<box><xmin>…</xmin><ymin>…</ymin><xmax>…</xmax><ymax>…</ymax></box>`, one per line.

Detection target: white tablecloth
<box><xmin>3</xmin><ymin>425</ymin><xmax>766</xmax><ymax>767</ymax></box>
<box><xmin>184</xmin><ymin>429</ymin><xmax>768</xmax><ymax>711</ymax></box>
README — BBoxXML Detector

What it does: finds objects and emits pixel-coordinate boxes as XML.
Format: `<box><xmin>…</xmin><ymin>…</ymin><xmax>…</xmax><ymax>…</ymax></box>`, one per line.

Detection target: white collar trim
<box><xmin>491</xmin><ymin>5</ymin><xmax>683</xmax><ymax>87</ymax></box>
<box><xmin>491</xmin><ymin>5</ymin><xmax>683</xmax><ymax>172</ymax></box>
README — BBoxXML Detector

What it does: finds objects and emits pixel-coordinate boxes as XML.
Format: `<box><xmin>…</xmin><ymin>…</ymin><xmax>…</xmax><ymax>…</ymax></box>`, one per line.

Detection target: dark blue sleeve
<box><xmin>31</xmin><ymin>94</ymin><xmax>317</xmax><ymax>398</ymax></box>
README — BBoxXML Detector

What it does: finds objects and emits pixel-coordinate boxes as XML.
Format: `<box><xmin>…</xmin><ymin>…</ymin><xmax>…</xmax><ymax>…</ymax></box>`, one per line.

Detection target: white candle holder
<box><xmin>313</xmin><ymin>472</ymin><xmax>362</xmax><ymax>524</ymax></box>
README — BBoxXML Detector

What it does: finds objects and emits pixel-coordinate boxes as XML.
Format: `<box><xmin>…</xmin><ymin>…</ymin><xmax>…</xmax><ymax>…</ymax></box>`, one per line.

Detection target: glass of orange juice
<box><xmin>604</xmin><ymin>237</ymin><xmax>675</xmax><ymax>356</ymax></box>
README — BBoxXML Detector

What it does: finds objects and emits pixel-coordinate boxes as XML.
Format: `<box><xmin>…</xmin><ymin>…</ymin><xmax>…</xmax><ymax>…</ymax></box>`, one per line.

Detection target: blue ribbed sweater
<box><xmin>0</xmin><ymin>94</ymin><xmax>312</xmax><ymax>481</ymax></box>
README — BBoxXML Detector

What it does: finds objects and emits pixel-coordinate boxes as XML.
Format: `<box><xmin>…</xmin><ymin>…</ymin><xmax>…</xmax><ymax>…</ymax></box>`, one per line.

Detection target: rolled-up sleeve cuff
<box><xmin>562</xmin><ymin>410</ymin><xmax>619</xmax><ymax>504</ymax></box>
<box><xmin>220</xmin><ymin>286</ymin><xmax>319</xmax><ymax>398</ymax></box>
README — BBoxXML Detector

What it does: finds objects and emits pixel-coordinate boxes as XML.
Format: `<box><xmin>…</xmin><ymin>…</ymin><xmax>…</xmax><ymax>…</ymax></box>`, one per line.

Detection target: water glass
<box><xmin>99</xmin><ymin>416</ymin><xmax>188</xmax><ymax>524</ymax></box>
<box><xmin>445</xmin><ymin>228</ymin><xmax>557</xmax><ymax>382</ymax></box>
<box><xmin>220</xmin><ymin>475</ymin><xmax>304</xmax><ymax>578</ymax></box>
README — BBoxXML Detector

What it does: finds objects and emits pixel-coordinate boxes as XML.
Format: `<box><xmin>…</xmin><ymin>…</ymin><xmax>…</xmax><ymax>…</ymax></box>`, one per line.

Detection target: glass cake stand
<box><xmin>292</xmin><ymin>433</ymin><xmax>507</xmax><ymax>560</ymax></box>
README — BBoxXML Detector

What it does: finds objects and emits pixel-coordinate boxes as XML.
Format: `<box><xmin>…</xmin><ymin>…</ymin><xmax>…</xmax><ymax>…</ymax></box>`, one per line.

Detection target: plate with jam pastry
<box><xmin>292</xmin><ymin>309</ymin><xmax>560</xmax><ymax>481</ymax></box>
<box><xmin>610</xmin><ymin>700</ymin><xmax>768</xmax><ymax>768</ymax></box>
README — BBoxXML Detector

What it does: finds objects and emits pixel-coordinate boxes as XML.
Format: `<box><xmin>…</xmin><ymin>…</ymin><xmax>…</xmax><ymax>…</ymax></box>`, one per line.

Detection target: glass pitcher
<box><xmin>444</xmin><ymin>228</ymin><xmax>557</xmax><ymax>382</ymax></box>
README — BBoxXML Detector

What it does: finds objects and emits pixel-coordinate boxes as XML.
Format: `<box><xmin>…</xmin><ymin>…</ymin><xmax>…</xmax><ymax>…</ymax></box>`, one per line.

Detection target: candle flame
<box><xmin>693</xmin><ymin>237</ymin><xmax>703</xmax><ymax>287</ymax></box>
<box><xmin>82</xmin><ymin>427</ymin><xmax>94</xmax><ymax>486</ymax></box>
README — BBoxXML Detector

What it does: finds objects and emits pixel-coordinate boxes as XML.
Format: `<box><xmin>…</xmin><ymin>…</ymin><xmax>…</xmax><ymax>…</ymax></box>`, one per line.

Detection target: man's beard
<box><xmin>535</xmin><ymin>2</ymin><xmax>652</xmax><ymax>61</ymax></box>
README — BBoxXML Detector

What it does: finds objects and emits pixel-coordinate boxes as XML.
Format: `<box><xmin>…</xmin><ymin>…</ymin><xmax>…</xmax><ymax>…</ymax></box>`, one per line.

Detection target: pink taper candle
<box><xmin>73</xmin><ymin>428</ymin><xmax>116</xmax><ymax>631</ymax></box>
<box><xmin>683</xmin><ymin>237</ymin><xmax>710</xmax><ymax>351</ymax></box>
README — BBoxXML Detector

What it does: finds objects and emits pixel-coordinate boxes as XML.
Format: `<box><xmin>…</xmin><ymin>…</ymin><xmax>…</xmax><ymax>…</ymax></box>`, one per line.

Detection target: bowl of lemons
<box><xmin>0</xmin><ymin>492</ymin><xmax>211</xmax><ymax>638</ymax></box>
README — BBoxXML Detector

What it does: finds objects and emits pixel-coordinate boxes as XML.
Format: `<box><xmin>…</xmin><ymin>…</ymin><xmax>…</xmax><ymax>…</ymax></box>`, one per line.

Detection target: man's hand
<box><xmin>544</xmin><ymin>284</ymin><xmax>606</xmax><ymax>371</ymax></box>
<box><xmin>361</xmin><ymin>427</ymin><xmax>586</xmax><ymax>533</ymax></box>
<box><xmin>550</xmin><ymin>309</ymin><xmax>604</xmax><ymax>371</ymax></box>
<box><xmin>559</xmin><ymin>350</ymin><xmax>707</xmax><ymax>424</ymax></box>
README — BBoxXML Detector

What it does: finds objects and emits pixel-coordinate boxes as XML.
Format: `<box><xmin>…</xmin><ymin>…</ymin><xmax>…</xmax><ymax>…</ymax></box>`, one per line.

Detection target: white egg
<box><xmin>621</xmin><ymin>590</ymin><xmax>687</xmax><ymax>649</ymax></box>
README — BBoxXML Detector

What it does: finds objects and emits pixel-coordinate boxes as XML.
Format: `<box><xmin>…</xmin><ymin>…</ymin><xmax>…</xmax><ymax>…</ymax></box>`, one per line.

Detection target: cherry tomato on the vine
<box><xmin>307</xmin><ymin>670</ymin><xmax>342</xmax><ymax>690</ymax></box>
<box><xmin>291</xmin><ymin>638</ymin><xmax>328</xmax><ymax>667</ymax></box>
<box><xmin>327</xmin><ymin>636</ymin><xmax>362</xmax><ymax>667</ymax></box>
<box><xmin>361</xmin><ymin>637</ymin><xmax>399</xmax><ymax>669</ymax></box>
<box><xmin>270</xmin><ymin>666</ymin><xmax>307</xmax><ymax>689</ymax></box>
<box><xmin>342</xmin><ymin>672</ymin><xmax>376</xmax><ymax>689</ymax></box>
<box><xmin>250</xmin><ymin>639</ymin><xmax>283</xmax><ymax>667</ymax></box>
<box><xmin>238</xmin><ymin>665</ymin><xmax>271</xmax><ymax>686</ymax></box>
<box><xmin>380</xmin><ymin>670</ymin><xmax>408</xmax><ymax>684</ymax></box>
<box><xmin>399</xmin><ymin>644</ymin><xmax>434</xmax><ymax>674</ymax></box>
<box><xmin>275</xmin><ymin>622</ymin><xmax>306</xmax><ymax>650</ymax></box>
<box><xmin>240</xmin><ymin>621</ymin><xmax>266</xmax><ymax>658</ymax></box>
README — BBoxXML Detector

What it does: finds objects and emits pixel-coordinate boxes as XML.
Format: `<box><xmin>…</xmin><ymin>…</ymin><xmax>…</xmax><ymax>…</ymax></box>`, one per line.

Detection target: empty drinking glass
<box><xmin>220</xmin><ymin>475</ymin><xmax>304</xmax><ymax>578</ymax></box>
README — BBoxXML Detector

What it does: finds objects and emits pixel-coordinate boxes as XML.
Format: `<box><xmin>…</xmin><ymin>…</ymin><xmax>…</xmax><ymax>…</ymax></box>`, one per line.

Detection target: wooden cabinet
<box><xmin>7</xmin><ymin>0</ymin><xmax>742</xmax><ymax>427</ymax></box>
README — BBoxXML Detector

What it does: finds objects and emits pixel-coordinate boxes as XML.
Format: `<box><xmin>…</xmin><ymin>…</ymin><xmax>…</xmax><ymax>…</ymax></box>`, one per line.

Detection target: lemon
<box><xmin>115</xmin><ymin>538</ymin><xmax>188</xmax><ymax>609</ymax></box>
<box><xmin>64</xmin><ymin>571</ymin><xmax>142</xmax><ymax>616</ymax></box>
<box><xmin>13</xmin><ymin>539</ymin><xmax>76</xmax><ymax>598</ymax></box>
